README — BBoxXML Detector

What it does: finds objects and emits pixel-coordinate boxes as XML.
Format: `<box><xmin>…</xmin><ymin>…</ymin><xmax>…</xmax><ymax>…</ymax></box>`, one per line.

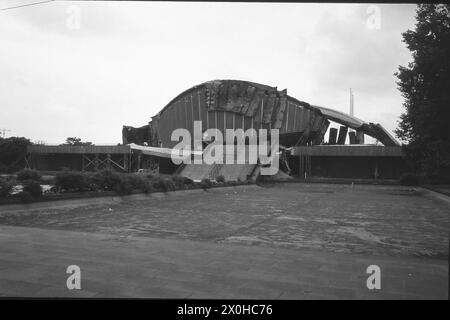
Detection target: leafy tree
<box><xmin>395</xmin><ymin>4</ymin><xmax>450</xmax><ymax>182</ymax></box>
<box><xmin>62</xmin><ymin>137</ymin><xmax>93</xmax><ymax>146</ymax></box>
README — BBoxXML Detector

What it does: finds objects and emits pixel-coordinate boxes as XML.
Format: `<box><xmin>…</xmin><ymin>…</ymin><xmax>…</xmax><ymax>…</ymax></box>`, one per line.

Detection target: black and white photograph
<box><xmin>0</xmin><ymin>0</ymin><xmax>449</xmax><ymax>308</ymax></box>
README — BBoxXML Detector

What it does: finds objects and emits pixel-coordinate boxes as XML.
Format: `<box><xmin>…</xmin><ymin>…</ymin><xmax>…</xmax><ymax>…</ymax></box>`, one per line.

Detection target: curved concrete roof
<box><xmin>156</xmin><ymin>80</ymin><xmax>399</xmax><ymax>146</ymax></box>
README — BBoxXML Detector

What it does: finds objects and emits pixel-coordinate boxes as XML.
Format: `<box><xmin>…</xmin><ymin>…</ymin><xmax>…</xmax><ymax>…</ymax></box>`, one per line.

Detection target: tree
<box><xmin>62</xmin><ymin>137</ymin><xmax>93</xmax><ymax>146</ymax></box>
<box><xmin>395</xmin><ymin>4</ymin><xmax>450</xmax><ymax>182</ymax></box>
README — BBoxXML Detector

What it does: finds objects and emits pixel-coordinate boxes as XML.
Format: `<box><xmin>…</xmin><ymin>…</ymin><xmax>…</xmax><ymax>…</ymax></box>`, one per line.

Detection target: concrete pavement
<box><xmin>0</xmin><ymin>225</ymin><xmax>447</xmax><ymax>299</ymax></box>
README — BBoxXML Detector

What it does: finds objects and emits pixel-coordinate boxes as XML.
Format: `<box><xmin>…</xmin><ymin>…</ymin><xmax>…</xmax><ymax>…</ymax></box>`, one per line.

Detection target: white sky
<box><xmin>0</xmin><ymin>1</ymin><xmax>417</xmax><ymax>144</ymax></box>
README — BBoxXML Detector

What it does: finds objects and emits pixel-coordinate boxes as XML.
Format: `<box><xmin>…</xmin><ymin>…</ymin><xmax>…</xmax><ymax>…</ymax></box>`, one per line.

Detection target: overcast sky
<box><xmin>0</xmin><ymin>1</ymin><xmax>417</xmax><ymax>144</ymax></box>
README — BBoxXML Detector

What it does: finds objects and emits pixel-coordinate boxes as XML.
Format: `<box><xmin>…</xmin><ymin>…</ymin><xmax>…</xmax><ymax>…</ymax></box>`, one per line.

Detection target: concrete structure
<box><xmin>123</xmin><ymin>79</ymin><xmax>399</xmax><ymax>148</ymax></box>
<box><xmin>24</xmin><ymin>80</ymin><xmax>406</xmax><ymax>180</ymax></box>
<box><xmin>122</xmin><ymin>79</ymin><xmax>405</xmax><ymax>180</ymax></box>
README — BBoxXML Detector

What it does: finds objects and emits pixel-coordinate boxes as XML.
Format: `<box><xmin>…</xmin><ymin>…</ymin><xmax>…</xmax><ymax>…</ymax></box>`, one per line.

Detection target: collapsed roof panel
<box><xmin>122</xmin><ymin>80</ymin><xmax>400</xmax><ymax>148</ymax></box>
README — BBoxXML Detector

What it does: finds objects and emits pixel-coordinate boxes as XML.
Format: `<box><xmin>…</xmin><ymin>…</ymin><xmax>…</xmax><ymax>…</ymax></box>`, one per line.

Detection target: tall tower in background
<box><xmin>349</xmin><ymin>88</ymin><xmax>354</xmax><ymax>117</ymax></box>
<box><xmin>349</xmin><ymin>88</ymin><xmax>365</xmax><ymax>144</ymax></box>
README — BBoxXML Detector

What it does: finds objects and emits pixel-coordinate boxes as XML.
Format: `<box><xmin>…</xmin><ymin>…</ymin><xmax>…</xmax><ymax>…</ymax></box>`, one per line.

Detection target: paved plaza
<box><xmin>0</xmin><ymin>183</ymin><xmax>448</xmax><ymax>299</ymax></box>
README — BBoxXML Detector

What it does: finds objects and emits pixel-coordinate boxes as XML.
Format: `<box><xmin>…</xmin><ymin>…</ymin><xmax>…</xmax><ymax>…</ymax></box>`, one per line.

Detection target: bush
<box><xmin>171</xmin><ymin>176</ymin><xmax>194</xmax><ymax>189</ymax></box>
<box><xmin>399</xmin><ymin>172</ymin><xmax>420</xmax><ymax>186</ymax></box>
<box><xmin>139</xmin><ymin>179</ymin><xmax>154</xmax><ymax>193</ymax></box>
<box><xmin>115</xmin><ymin>177</ymin><xmax>134</xmax><ymax>195</ymax></box>
<box><xmin>170</xmin><ymin>176</ymin><xmax>185</xmax><ymax>189</ymax></box>
<box><xmin>121</xmin><ymin>174</ymin><xmax>154</xmax><ymax>193</ymax></box>
<box><xmin>80</xmin><ymin>172</ymin><xmax>98</xmax><ymax>191</ymax></box>
<box><xmin>22</xmin><ymin>181</ymin><xmax>43</xmax><ymax>198</ymax></box>
<box><xmin>200</xmin><ymin>178</ymin><xmax>212</xmax><ymax>190</ymax></box>
<box><xmin>92</xmin><ymin>169</ymin><xmax>122</xmax><ymax>191</ymax></box>
<box><xmin>126</xmin><ymin>174</ymin><xmax>145</xmax><ymax>189</ymax></box>
<box><xmin>216</xmin><ymin>175</ymin><xmax>225</xmax><ymax>183</ymax></box>
<box><xmin>16</xmin><ymin>169</ymin><xmax>41</xmax><ymax>181</ymax></box>
<box><xmin>152</xmin><ymin>177</ymin><xmax>176</xmax><ymax>192</ymax></box>
<box><xmin>18</xmin><ymin>191</ymin><xmax>33</xmax><ymax>203</ymax></box>
<box><xmin>0</xmin><ymin>180</ymin><xmax>14</xmax><ymax>197</ymax></box>
<box><xmin>114</xmin><ymin>173</ymin><xmax>153</xmax><ymax>195</ymax></box>
<box><xmin>54</xmin><ymin>171</ymin><xmax>87</xmax><ymax>192</ymax></box>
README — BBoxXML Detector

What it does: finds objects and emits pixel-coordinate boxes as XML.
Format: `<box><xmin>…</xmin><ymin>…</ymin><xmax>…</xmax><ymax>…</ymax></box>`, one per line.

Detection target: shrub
<box><xmin>115</xmin><ymin>178</ymin><xmax>134</xmax><ymax>195</ymax></box>
<box><xmin>92</xmin><ymin>169</ymin><xmax>122</xmax><ymax>191</ymax></box>
<box><xmin>228</xmin><ymin>180</ymin><xmax>237</xmax><ymax>186</ymax></box>
<box><xmin>152</xmin><ymin>177</ymin><xmax>176</xmax><ymax>192</ymax></box>
<box><xmin>171</xmin><ymin>176</ymin><xmax>194</xmax><ymax>189</ymax></box>
<box><xmin>0</xmin><ymin>180</ymin><xmax>14</xmax><ymax>197</ymax></box>
<box><xmin>200</xmin><ymin>178</ymin><xmax>212</xmax><ymax>190</ymax></box>
<box><xmin>18</xmin><ymin>191</ymin><xmax>33</xmax><ymax>203</ymax></box>
<box><xmin>170</xmin><ymin>176</ymin><xmax>185</xmax><ymax>189</ymax></box>
<box><xmin>145</xmin><ymin>174</ymin><xmax>162</xmax><ymax>184</ymax></box>
<box><xmin>17</xmin><ymin>169</ymin><xmax>41</xmax><ymax>181</ymax></box>
<box><xmin>216</xmin><ymin>175</ymin><xmax>225</xmax><ymax>183</ymax></box>
<box><xmin>54</xmin><ymin>171</ymin><xmax>87</xmax><ymax>192</ymax></box>
<box><xmin>120</xmin><ymin>174</ymin><xmax>154</xmax><ymax>193</ymax></box>
<box><xmin>140</xmin><ymin>179</ymin><xmax>154</xmax><ymax>193</ymax></box>
<box><xmin>22</xmin><ymin>181</ymin><xmax>43</xmax><ymax>198</ymax></box>
<box><xmin>399</xmin><ymin>172</ymin><xmax>420</xmax><ymax>186</ymax></box>
<box><xmin>79</xmin><ymin>172</ymin><xmax>98</xmax><ymax>191</ymax></box>
<box><xmin>125</xmin><ymin>174</ymin><xmax>146</xmax><ymax>189</ymax></box>
<box><xmin>123</xmin><ymin>174</ymin><xmax>139</xmax><ymax>187</ymax></box>
<box><xmin>164</xmin><ymin>177</ymin><xmax>176</xmax><ymax>191</ymax></box>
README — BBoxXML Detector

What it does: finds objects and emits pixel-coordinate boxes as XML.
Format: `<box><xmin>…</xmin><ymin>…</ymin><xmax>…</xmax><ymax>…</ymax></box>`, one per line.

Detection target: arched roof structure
<box><xmin>123</xmin><ymin>80</ymin><xmax>399</xmax><ymax>148</ymax></box>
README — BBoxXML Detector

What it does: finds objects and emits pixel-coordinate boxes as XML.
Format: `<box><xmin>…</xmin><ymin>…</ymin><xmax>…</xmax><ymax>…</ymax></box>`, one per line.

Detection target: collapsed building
<box><xmin>122</xmin><ymin>79</ymin><xmax>404</xmax><ymax>180</ymax></box>
<box><xmin>26</xmin><ymin>79</ymin><xmax>405</xmax><ymax>180</ymax></box>
<box><xmin>123</xmin><ymin>80</ymin><xmax>399</xmax><ymax>148</ymax></box>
